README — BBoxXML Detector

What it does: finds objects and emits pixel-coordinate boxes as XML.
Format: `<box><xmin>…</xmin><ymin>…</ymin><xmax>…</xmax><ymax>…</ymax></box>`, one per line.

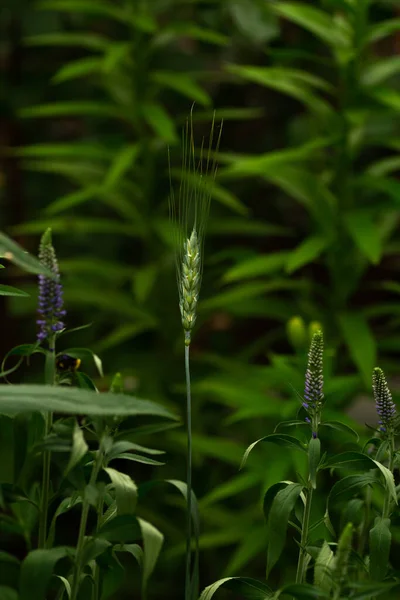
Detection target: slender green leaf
<box><xmin>0</xmin><ymin>284</ymin><xmax>29</xmax><ymax>297</ymax></box>
<box><xmin>241</xmin><ymin>434</ymin><xmax>306</xmax><ymax>469</ymax></box>
<box><xmin>142</xmin><ymin>103</ymin><xmax>177</xmax><ymax>143</ymax></box>
<box><xmin>275</xmin><ymin>583</ymin><xmax>330</xmax><ymax>599</ymax></box>
<box><xmin>104</xmin><ymin>144</ymin><xmax>140</xmax><ymax>188</ymax></box>
<box><xmin>286</xmin><ymin>235</ymin><xmax>330</xmax><ymax>273</ymax></box>
<box><xmin>65</xmin><ymin>422</ymin><xmax>88</xmax><ymax>475</ymax></box>
<box><xmin>321</xmin><ymin>421</ymin><xmax>359</xmax><ymax>440</ymax></box>
<box><xmin>0</xmin><ymin>232</ymin><xmax>53</xmax><ymax>277</ymax></box>
<box><xmin>223</xmin><ymin>253</ymin><xmax>290</xmax><ymax>283</ymax></box>
<box><xmin>52</xmin><ymin>57</ymin><xmax>103</xmax><ymax>84</ymax></box>
<box><xmin>314</xmin><ymin>542</ymin><xmax>335</xmax><ymax>593</ymax></box>
<box><xmin>151</xmin><ymin>71</ymin><xmax>211</xmax><ymax>106</ymax></box>
<box><xmin>138</xmin><ymin>518</ymin><xmax>164</xmax><ymax>596</ymax></box>
<box><xmin>0</xmin><ymin>385</ymin><xmax>178</xmax><ymax>419</ymax></box>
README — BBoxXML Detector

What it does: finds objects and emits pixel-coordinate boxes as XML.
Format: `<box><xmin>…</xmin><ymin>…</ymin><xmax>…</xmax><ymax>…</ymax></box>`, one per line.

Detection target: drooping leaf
<box><xmin>104</xmin><ymin>468</ymin><xmax>137</xmax><ymax>515</ymax></box>
<box><xmin>275</xmin><ymin>583</ymin><xmax>330</xmax><ymax>599</ymax></box>
<box><xmin>321</xmin><ymin>421</ymin><xmax>359</xmax><ymax>440</ymax></box>
<box><xmin>314</xmin><ymin>541</ymin><xmax>335</xmax><ymax>593</ymax></box>
<box><xmin>0</xmin><ymin>284</ymin><xmax>29</xmax><ymax>297</ymax></box>
<box><xmin>286</xmin><ymin>235</ymin><xmax>330</xmax><ymax>274</ymax></box>
<box><xmin>241</xmin><ymin>434</ymin><xmax>306</xmax><ymax>470</ymax></box>
<box><xmin>199</xmin><ymin>577</ymin><xmax>272</xmax><ymax>600</ymax></box>
<box><xmin>65</xmin><ymin>421</ymin><xmax>88</xmax><ymax>475</ymax></box>
<box><xmin>138</xmin><ymin>518</ymin><xmax>164</xmax><ymax>596</ymax></box>
<box><xmin>0</xmin><ymin>232</ymin><xmax>54</xmax><ymax>277</ymax></box>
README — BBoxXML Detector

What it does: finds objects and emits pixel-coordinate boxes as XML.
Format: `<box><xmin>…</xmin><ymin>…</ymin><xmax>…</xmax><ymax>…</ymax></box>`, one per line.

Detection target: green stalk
<box><xmin>38</xmin><ymin>334</ymin><xmax>56</xmax><ymax>549</ymax></box>
<box><xmin>382</xmin><ymin>436</ymin><xmax>395</xmax><ymax>519</ymax></box>
<box><xmin>295</xmin><ymin>485</ymin><xmax>313</xmax><ymax>584</ymax></box>
<box><xmin>71</xmin><ymin>441</ymin><xmax>104</xmax><ymax>600</ymax></box>
<box><xmin>93</xmin><ymin>492</ymin><xmax>105</xmax><ymax>600</ymax></box>
<box><xmin>184</xmin><ymin>341</ymin><xmax>192</xmax><ymax>600</ymax></box>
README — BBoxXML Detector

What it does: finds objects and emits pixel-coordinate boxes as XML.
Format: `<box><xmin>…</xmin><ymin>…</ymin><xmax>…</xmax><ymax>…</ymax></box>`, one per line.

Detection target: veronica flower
<box><xmin>36</xmin><ymin>229</ymin><xmax>66</xmax><ymax>345</ymax></box>
<box><xmin>303</xmin><ymin>330</ymin><xmax>324</xmax><ymax>437</ymax></box>
<box><xmin>373</xmin><ymin>367</ymin><xmax>396</xmax><ymax>434</ymax></box>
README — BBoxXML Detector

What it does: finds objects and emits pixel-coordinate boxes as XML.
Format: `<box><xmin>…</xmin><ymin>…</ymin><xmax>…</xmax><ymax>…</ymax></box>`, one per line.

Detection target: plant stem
<box><xmin>38</xmin><ymin>335</ymin><xmax>56</xmax><ymax>549</ymax></box>
<box><xmin>184</xmin><ymin>342</ymin><xmax>192</xmax><ymax>600</ymax></box>
<box><xmin>71</xmin><ymin>441</ymin><xmax>104</xmax><ymax>600</ymax></box>
<box><xmin>382</xmin><ymin>436</ymin><xmax>395</xmax><ymax>519</ymax></box>
<box><xmin>93</xmin><ymin>492</ymin><xmax>104</xmax><ymax>600</ymax></box>
<box><xmin>295</xmin><ymin>485</ymin><xmax>313</xmax><ymax>584</ymax></box>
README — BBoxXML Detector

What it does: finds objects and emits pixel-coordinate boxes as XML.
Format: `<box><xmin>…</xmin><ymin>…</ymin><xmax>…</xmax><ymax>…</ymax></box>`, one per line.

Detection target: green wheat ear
<box><xmin>169</xmin><ymin>109</ymin><xmax>222</xmax><ymax>344</ymax></box>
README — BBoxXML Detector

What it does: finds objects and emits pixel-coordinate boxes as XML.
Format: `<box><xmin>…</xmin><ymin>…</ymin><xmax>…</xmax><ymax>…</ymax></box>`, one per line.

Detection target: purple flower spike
<box><xmin>36</xmin><ymin>228</ymin><xmax>66</xmax><ymax>343</ymax></box>
<box><xmin>305</xmin><ymin>417</ymin><xmax>311</xmax><ymax>423</ymax></box>
<box><xmin>312</xmin><ymin>432</ymin><xmax>317</xmax><ymax>439</ymax></box>
<box><xmin>373</xmin><ymin>367</ymin><xmax>396</xmax><ymax>436</ymax></box>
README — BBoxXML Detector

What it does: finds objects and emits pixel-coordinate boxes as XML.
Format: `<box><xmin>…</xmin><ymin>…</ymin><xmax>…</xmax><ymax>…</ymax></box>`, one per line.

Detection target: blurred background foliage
<box><xmin>2</xmin><ymin>0</ymin><xmax>400</xmax><ymax>596</ymax></box>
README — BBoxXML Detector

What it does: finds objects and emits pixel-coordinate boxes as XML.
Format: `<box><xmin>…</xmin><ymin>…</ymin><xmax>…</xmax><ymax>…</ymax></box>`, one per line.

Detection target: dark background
<box><xmin>2</xmin><ymin>0</ymin><xmax>400</xmax><ymax>597</ymax></box>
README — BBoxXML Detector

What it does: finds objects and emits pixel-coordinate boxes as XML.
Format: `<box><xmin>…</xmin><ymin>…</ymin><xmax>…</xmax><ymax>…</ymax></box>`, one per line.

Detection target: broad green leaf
<box><xmin>96</xmin><ymin>514</ymin><xmax>141</xmax><ymax>543</ymax></box>
<box><xmin>270</xmin><ymin>2</ymin><xmax>350</xmax><ymax>49</ymax></box>
<box><xmin>0</xmin><ymin>284</ymin><xmax>29</xmax><ymax>297</ymax></box>
<box><xmin>199</xmin><ymin>577</ymin><xmax>272</xmax><ymax>600</ymax></box>
<box><xmin>52</xmin><ymin>56</ymin><xmax>102</xmax><ymax>84</ymax></box>
<box><xmin>286</xmin><ymin>235</ymin><xmax>330</xmax><ymax>273</ymax></box>
<box><xmin>321</xmin><ymin>421</ymin><xmax>359</xmax><ymax>440</ymax></box>
<box><xmin>138</xmin><ymin>518</ymin><xmax>164</xmax><ymax>596</ymax></box>
<box><xmin>223</xmin><ymin>253</ymin><xmax>290</xmax><ymax>283</ymax></box>
<box><xmin>263</xmin><ymin>481</ymin><xmax>297</xmax><ymax>524</ymax></box>
<box><xmin>0</xmin><ymin>232</ymin><xmax>53</xmax><ymax>277</ymax></box>
<box><xmin>323</xmin><ymin>452</ymin><xmax>377</xmax><ymax>471</ymax></box>
<box><xmin>343</xmin><ymin>211</ymin><xmax>382</xmax><ymax>264</ymax></box>
<box><xmin>308</xmin><ymin>437</ymin><xmax>320</xmax><ymax>489</ymax></box>
<box><xmin>338</xmin><ymin>313</ymin><xmax>376</xmax><ymax>385</ymax></box>
<box><xmin>151</xmin><ymin>71</ymin><xmax>211</xmax><ymax>106</ymax></box>
<box><xmin>267</xmin><ymin>483</ymin><xmax>303</xmax><ymax>575</ymax></box>
<box><xmin>161</xmin><ymin>23</ymin><xmax>228</xmax><ymax>47</ymax></box>
<box><xmin>104</xmin><ymin>144</ymin><xmax>140</xmax><ymax>188</ymax></box>
<box><xmin>369</xmin><ymin>517</ymin><xmax>391</xmax><ymax>581</ymax></box>
<box><xmin>0</xmin><ymin>385</ymin><xmax>178</xmax><ymax>419</ymax></box>
<box><xmin>19</xmin><ymin>547</ymin><xmax>72</xmax><ymax>600</ymax></box>
<box><xmin>104</xmin><ymin>467</ymin><xmax>137</xmax><ymax>514</ymax></box>
<box><xmin>241</xmin><ymin>434</ymin><xmax>306</xmax><ymax>469</ymax></box>
<box><xmin>142</xmin><ymin>103</ymin><xmax>177</xmax><ymax>143</ymax></box>
<box><xmin>314</xmin><ymin>542</ymin><xmax>335</xmax><ymax>593</ymax></box>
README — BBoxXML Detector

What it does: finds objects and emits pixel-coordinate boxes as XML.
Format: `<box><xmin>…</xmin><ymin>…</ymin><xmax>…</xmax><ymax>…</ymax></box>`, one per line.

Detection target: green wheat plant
<box><xmin>169</xmin><ymin>112</ymin><xmax>222</xmax><ymax>600</ymax></box>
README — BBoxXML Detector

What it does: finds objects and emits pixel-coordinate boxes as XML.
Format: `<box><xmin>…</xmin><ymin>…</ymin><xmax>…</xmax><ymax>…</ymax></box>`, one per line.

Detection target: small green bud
<box><xmin>287</xmin><ymin>316</ymin><xmax>307</xmax><ymax>349</ymax></box>
<box><xmin>309</xmin><ymin>320</ymin><xmax>323</xmax><ymax>339</ymax></box>
<box><xmin>110</xmin><ymin>372</ymin><xmax>124</xmax><ymax>394</ymax></box>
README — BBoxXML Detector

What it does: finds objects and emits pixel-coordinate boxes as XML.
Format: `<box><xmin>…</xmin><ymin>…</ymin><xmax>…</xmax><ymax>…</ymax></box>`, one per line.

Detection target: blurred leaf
<box><xmin>367</xmin><ymin>18</ymin><xmax>400</xmax><ymax>44</ymax></box>
<box><xmin>151</xmin><ymin>71</ymin><xmax>211</xmax><ymax>106</ymax></box>
<box><xmin>343</xmin><ymin>211</ymin><xmax>382</xmax><ymax>264</ymax></box>
<box><xmin>223</xmin><ymin>252</ymin><xmax>290</xmax><ymax>283</ymax></box>
<box><xmin>270</xmin><ymin>2</ymin><xmax>350</xmax><ymax>49</ymax></box>
<box><xmin>229</xmin><ymin>0</ymin><xmax>279</xmax><ymax>45</ymax></box>
<box><xmin>52</xmin><ymin>57</ymin><xmax>103</xmax><ymax>83</ymax></box>
<box><xmin>104</xmin><ymin>144</ymin><xmax>139</xmax><ymax>188</ymax></box>
<box><xmin>286</xmin><ymin>235</ymin><xmax>330</xmax><ymax>273</ymax></box>
<box><xmin>65</xmin><ymin>421</ymin><xmax>88</xmax><ymax>475</ymax></box>
<box><xmin>19</xmin><ymin>102</ymin><xmax>128</xmax><ymax>121</ymax></box>
<box><xmin>338</xmin><ymin>313</ymin><xmax>376</xmax><ymax>385</ymax></box>
<box><xmin>0</xmin><ymin>587</ymin><xmax>18</xmax><ymax>600</ymax></box>
<box><xmin>369</xmin><ymin>517</ymin><xmax>391</xmax><ymax>582</ymax></box>
<box><xmin>142</xmin><ymin>103</ymin><xmax>177</xmax><ymax>143</ymax></box>
<box><xmin>226</xmin><ymin>65</ymin><xmax>332</xmax><ymax>114</ymax></box>
<box><xmin>275</xmin><ymin>583</ymin><xmax>329</xmax><ymax>599</ymax></box>
<box><xmin>362</xmin><ymin>57</ymin><xmax>400</xmax><ymax>87</ymax></box>
<box><xmin>104</xmin><ymin>468</ymin><xmax>137</xmax><ymax>515</ymax></box>
<box><xmin>25</xmin><ymin>31</ymin><xmax>109</xmax><ymax>50</ymax></box>
<box><xmin>159</xmin><ymin>23</ymin><xmax>228</xmax><ymax>46</ymax></box>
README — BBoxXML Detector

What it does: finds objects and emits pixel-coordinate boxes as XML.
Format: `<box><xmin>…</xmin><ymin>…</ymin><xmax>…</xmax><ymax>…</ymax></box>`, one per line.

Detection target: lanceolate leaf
<box><xmin>266</xmin><ymin>483</ymin><xmax>303</xmax><ymax>575</ymax></box>
<box><xmin>321</xmin><ymin>421</ymin><xmax>359</xmax><ymax>440</ymax></box>
<box><xmin>314</xmin><ymin>542</ymin><xmax>335</xmax><ymax>593</ymax></box>
<box><xmin>0</xmin><ymin>232</ymin><xmax>54</xmax><ymax>277</ymax></box>
<box><xmin>0</xmin><ymin>284</ymin><xmax>30</xmax><ymax>297</ymax></box>
<box><xmin>104</xmin><ymin>468</ymin><xmax>137</xmax><ymax>515</ymax></box>
<box><xmin>0</xmin><ymin>386</ymin><xmax>178</xmax><ymax>419</ymax></box>
<box><xmin>286</xmin><ymin>235</ymin><xmax>330</xmax><ymax>274</ymax></box>
<box><xmin>339</xmin><ymin>313</ymin><xmax>376</xmax><ymax>385</ymax></box>
<box><xmin>343</xmin><ymin>210</ymin><xmax>382</xmax><ymax>264</ymax></box>
<box><xmin>138</xmin><ymin>518</ymin><xmax>164</xmax><ymax>596</ymax></box>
